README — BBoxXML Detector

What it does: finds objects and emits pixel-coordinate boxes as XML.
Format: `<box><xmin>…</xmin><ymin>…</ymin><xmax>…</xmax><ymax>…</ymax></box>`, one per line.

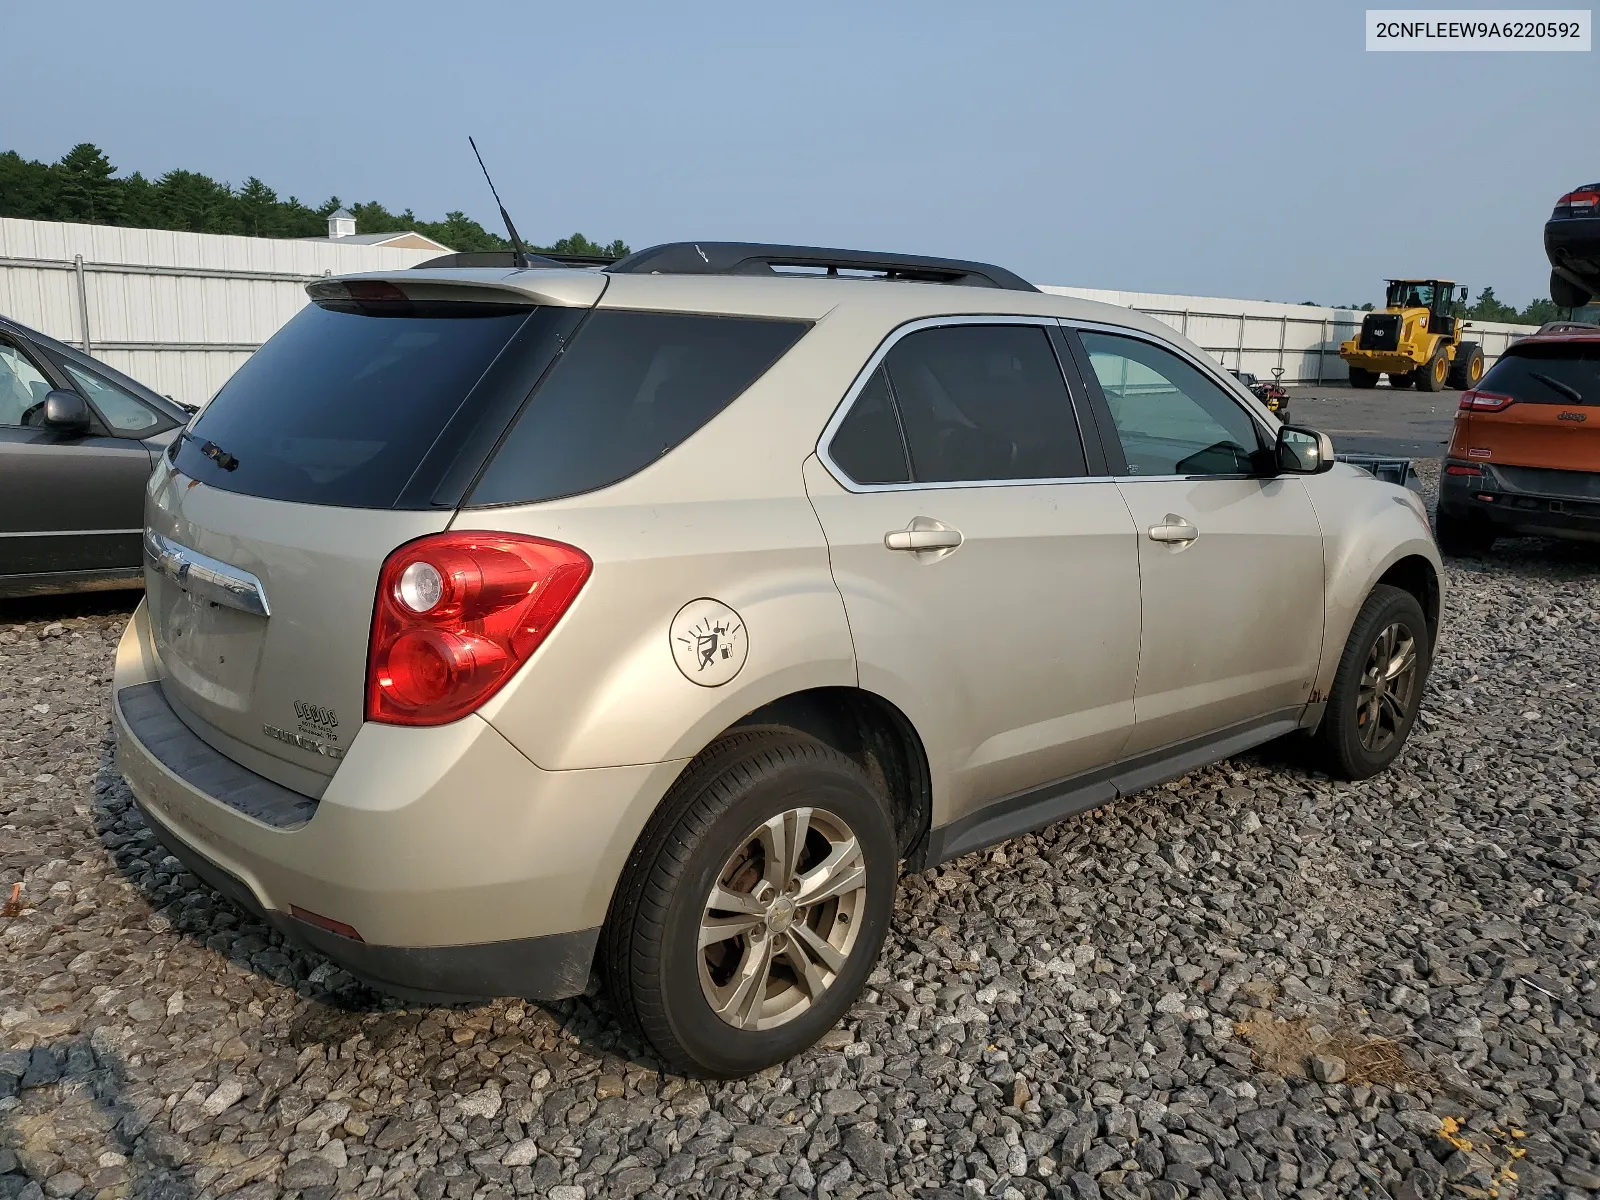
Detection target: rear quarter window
<box><xmin>1480</xmin><ymin>343</ymin><xmax>1599</xmax><ymax>405</ymax></box>
<box><xmin>468</xmin><ymin>310</ymin><xmax>810</xmax><ymax>506</ymax></box>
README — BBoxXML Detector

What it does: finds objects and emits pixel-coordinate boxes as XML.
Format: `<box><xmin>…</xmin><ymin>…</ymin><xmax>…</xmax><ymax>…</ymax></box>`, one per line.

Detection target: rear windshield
<box><xmin>468</xmin><ymin>310</ymin><xmax>810</xmax><ymax>506</ymax></box>
<box><xmin>1480</xmin><ymin>343</ymin><xmax>1600</xmax><ymax>405</ymax></box>
<box><xmin>172</xmin><ymin>302</ymin><xmax>534</xmax><ymax>507</ymax></box>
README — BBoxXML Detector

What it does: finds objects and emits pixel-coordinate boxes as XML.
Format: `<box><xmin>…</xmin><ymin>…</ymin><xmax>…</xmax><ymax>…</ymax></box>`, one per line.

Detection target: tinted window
<box><xmin>174</xmin><ymin>302</ymin><xmax>532</xmax><ymax>507</ymax></box>
<box><xmin>0</xmin><ymin>342</ymin><xmax>53</xmax><ymax>428</ymax></box>
<box><xmin>882</xmin><ymin>324</ymin><xmax>1085</xmax><ymax>483</ymax></box>
<box><xmin>1079</xmin><ymin>331</ymin><xmax>1263</xmax><ymax>477</ymax></box>
<box><xmin>60</xmin><ymin>360</ymin><xmax>162</xmax><ymax>435</ymax></box>
<box><xmin>828</xmin><ymin>367</ymin><xmax>909</xmax><ymax>484</ymax></box>
<box><xmin>1480</xmin><ymin>343</ymin><xmax>1599</xmax><ymax>404</ymax></box>
<box><xmin>471</xmin><ymin>311</ymin><xmax>809</xmax><ymax>506</ymax></box>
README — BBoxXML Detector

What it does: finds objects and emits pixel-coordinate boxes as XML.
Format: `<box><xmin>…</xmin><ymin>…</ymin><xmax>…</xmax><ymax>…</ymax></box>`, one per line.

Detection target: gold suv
<box><xmin>113</xmin><ymin>243</ymin><xmax>1443</xmax><ymax>1076</ymax></box>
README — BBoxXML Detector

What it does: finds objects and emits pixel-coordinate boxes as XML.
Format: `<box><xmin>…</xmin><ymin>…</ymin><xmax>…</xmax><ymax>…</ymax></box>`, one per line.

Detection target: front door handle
<box><xmin>884</xmin><ymin>517</ymin><xmax>963</xmax><ymax>559</ymax></box>
<box><xmin>1148</xmin><ymin>514</ymin><xmax>1199</xmax><ymax>544</ymax></box>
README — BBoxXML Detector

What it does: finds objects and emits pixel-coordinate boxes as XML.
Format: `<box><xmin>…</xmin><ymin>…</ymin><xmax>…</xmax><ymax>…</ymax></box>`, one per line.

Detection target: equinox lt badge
<box><xmin>263</xmin><ymin>724</ymin><xmax>345</xmax><ymax>760</ymax></box>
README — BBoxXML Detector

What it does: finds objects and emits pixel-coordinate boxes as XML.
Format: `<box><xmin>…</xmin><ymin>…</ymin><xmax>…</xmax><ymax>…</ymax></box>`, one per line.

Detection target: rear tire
<box><xmin>1551</xmin><ymin>269</ymin><xmax>1592</xmax><ymax>310</ymax></box>
<box><xmin>1434</xmin><ymin>508</ymin><xmax>1495</xmax><ymax>557</ymax></box>
<box><xmin>1447</xmin><ymin>342</ymin><xmax>1484</xmax><ymax>390</ymax></box>
<box><xmin>1416</xmin><ymin>344</ymin><xmax>1448</xmax><ymax>392</ymax></box>
<box><xmin>601</xmin><ymin>729</ymin><xmax>897</xmax><ymax>1078</ymax></box>
<box><xmin>1314</xmin><ymin>585</ymin><xmax>1432</xmax><ymax>781</ymax></box>
<box><xmin>1348</xmin><ymin>367</ymin><xmax>1379</xmax><ymax>389</ymax></box>
<box><xmin>1389</xmin><ymin>371</ymin><xmax>1415</xmax><ymax>389</ymax></box>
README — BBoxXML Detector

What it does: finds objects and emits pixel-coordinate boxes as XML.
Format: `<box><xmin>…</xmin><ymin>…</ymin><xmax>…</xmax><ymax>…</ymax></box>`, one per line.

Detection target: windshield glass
<box><xmin>1480</xmin><ymin>342</ymin><xmax>1599</xmax><ymax>404</ymax></box>
<box><xmin>1386</xmin><ymin>281</ymin><xmax>1438</xmax><ymax>309</ymax></box>
<box><xmin>172</xmin><ymin>301</ymin><xmax>533</xmax><ymax>507</ymax></box>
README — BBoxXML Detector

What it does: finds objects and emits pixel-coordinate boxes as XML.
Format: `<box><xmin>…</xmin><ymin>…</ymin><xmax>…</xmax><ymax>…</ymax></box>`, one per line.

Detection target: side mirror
<box><xmin>1276</xmin><ymin>424</ymin><xmax>1334</xmax><ymax>475</ymax></box>
<box><xmin>43</xmin><ymin>389</ymin><xmax>92</xmax><ymax>434</ymax></box>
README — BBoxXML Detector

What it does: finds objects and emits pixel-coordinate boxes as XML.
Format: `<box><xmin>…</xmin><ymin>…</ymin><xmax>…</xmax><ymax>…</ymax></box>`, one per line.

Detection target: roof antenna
<box><xmin>469</xmin><ymin>136</ymin><xmax>530</xmax><ymax>268</ymax></box>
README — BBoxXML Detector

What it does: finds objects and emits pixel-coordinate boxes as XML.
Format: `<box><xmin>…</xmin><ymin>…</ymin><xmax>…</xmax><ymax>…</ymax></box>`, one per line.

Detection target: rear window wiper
<box><xmin>1527</xmin><ymin>370</ymin><xmax>1584</xmax><ymax>405</ymax></box>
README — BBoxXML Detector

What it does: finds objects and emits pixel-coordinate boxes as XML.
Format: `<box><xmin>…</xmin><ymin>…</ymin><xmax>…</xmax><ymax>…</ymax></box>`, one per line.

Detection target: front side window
<box><xmin>1079</xmin><ymin>331</ymin><xmax>1263</xmax><ymax>477</ymax></box>
<box><xmin>0</xmin><ymin>342</ymin><xmax>55</xmax><ymax>428</ymax></box>
<box><xmin>877</xmin><ymin>324</ymin><xmax>1086</xmax><ymax>483</ymax></box>
<box><xmin>59</xmin><ymin>361</ymin><xmax>162</xmax><ymax>435</ymax></box>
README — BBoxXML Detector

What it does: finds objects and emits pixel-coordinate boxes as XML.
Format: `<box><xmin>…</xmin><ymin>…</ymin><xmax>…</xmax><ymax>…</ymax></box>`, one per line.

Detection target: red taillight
<box><xmin>366</xmin><ymin>533</ymin><xmax>592</xmax><ymax>726</ymax></box>
<box><xmin>1445</xmin><ymin>464</ymin><xmax>1482</xmax><ymax>477</ymax></box>
<box><xmin>1459</xmin><ymin>390</ymin><xmax>1515</xmax><ymax>412</ymax></box>
<box><xmin>1558</xmin><ymin>189</ymin><xmax>1600</xmax><ymax>211</ymax></box>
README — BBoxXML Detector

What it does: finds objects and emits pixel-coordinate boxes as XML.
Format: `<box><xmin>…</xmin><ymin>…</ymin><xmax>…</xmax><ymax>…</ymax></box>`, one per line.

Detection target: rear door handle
<box><xmin>884</xmin><ymin>517</ymin><xmax>963</xmax><ymax>558</ymax></box>
<box><xmin>884</xmin><ymin>529</ymin><xmax>963</xmax><ymax>551</ymax></box>
<box><xmin>1147</xmin><ymin>514</ymin><xmax>1199</xmax><ymax>544</ymax></box>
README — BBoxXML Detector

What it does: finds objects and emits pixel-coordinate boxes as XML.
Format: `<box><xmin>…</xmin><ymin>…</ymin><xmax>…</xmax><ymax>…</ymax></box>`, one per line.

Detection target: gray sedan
<box><xmin>0</xmin><ymin>316</ymin><xmax>191</xmax><ymax>597</ymax></box>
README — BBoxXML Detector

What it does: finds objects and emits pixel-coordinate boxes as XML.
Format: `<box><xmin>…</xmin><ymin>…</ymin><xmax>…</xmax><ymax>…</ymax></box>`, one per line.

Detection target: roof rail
<box><xmin>607</xmin><ymin>242</ymin><xmax>1037</xmax><ymax>292</ymax></box>
<box><xmin>411</xmin><ymin>250</ymin><xmax>617</xmax><ymax>270</ymax></box>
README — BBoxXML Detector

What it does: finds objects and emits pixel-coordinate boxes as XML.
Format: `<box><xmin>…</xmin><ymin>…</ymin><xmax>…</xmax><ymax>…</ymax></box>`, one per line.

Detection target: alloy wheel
<box><xmin>1357</xmin><ymin>620</ymin><xmax>1418</xmax><ymax>753</ymax></box>
<box><xmin>698</xmin><ymin>807</ymin><xmax>867</xmax><ymax>1030</ymax></box>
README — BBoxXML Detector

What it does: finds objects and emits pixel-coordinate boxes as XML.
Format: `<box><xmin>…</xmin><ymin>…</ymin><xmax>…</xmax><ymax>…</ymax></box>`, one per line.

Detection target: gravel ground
<box><xmin>3</xmin><ymin>462</ymin><xmax>1599</xmax><ymax>1200</ymax></box>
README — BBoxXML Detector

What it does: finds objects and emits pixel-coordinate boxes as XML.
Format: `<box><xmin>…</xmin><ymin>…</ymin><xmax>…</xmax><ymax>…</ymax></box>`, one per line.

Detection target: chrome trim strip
<box><xmin>143</xmin><ymin>530</ymin><xmax>271</xmax><ymax>618</ymax></box>
<box><xmin>813</xmin><ymin>314</ymin><xmax>1099</xmax><ymax>495</ymax></box>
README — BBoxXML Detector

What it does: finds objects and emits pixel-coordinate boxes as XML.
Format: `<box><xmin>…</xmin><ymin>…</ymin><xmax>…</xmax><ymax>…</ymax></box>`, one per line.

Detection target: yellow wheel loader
<box><xmin>1338</xmin><ymin>279</ymin><xmax>1486</xmax><ymax>392</ymax></box>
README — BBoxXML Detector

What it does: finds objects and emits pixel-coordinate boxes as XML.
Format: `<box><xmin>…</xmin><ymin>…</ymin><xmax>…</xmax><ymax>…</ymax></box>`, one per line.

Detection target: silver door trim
<box><xmin>143</xmin><ymin>530</ymin><xmax>271</xmax><ymax>618</ymax></box>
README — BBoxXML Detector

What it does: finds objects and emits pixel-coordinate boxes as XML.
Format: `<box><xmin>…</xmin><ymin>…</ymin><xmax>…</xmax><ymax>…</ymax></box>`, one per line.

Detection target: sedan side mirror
<box><xmin>1276</xmin><ymin>424</ymin><xmax>1335</xmax><ymax>475</ymax></box>
<box><xmin>43</xmin><ymin>389</ymin><xmax>92</xmax><ymax>435</ymax></box>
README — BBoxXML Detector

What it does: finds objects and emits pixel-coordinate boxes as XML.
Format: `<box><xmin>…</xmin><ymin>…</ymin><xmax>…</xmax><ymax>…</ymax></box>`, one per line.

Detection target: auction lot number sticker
<box><xmin>1367</xmin><ymin>9</ymin><xmax>1590</xmax><ymax>49</ymax></box>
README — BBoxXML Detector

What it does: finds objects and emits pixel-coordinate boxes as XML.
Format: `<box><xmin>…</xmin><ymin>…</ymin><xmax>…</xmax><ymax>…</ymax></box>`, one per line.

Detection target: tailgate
<box><xmin>144</xmin><ymin>460</ymin><xmax>450</xmax><ymax>796</ymax></box>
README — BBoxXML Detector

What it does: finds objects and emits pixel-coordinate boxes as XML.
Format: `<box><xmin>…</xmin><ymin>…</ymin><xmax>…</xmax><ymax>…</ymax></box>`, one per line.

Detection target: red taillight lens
<box><xmin>1558</xmin><ymin>189</ymin><xmax>1599</xmax><ymax>211</ymax></box>
<box><xmin>1445</xmin><ymin>464</ymin><xmax>1482</xmax><ymax>477</ymax></box>
<box><xmin>1459</xmin><ymin>390</ymin><xmax>1515</xmax><ymax>412</ymax></box>
<box><xmin>366</xmin><ymin>533</ymin><xmax>592</xmax><ymax>726</ymax></box>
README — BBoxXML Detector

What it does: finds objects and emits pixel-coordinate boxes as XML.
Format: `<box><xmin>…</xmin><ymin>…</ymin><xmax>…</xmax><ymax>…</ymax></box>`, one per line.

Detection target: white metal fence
<box><xmin>0</xmin><ymin>217</ymin><xmax>1542</xmax><ymax>406</ymax></box>
<box><xmin>1040</xmin><ymin>285</ymin><xmax>1537</xmax><ymax>384</ymax></box>
<box><xmin>0</xmin><ymin>217</ymin><xmax>437</xmax><ymax>405</ymax></box>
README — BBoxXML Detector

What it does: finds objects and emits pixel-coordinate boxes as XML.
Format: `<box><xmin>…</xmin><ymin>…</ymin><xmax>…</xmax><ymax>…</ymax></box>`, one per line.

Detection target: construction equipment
<box><xmin>1338</xmin><ymin>279</ymin><xmax>1486</xmax><ymax>393</ymax></box>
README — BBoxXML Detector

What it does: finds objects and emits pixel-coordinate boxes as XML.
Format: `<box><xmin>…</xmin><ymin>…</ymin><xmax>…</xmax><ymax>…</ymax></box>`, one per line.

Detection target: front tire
<box><xmin>1314</xmin><ymin>585</ymin><xmax>1432</xmax><ymax>781</ymax></box>
<box><xmin>1348</xmin><ymin>367</ymin><xmax>1379</xmax><ymax>389</ymax></box>
<box><xmin>1416</xmin><ymin>344</ymin><xmax>1448</xmax><ymax>392</ymax></box>
<box><xmin>601</xmin><ymin>730</ymin><xmax>897</xmax><ymax>1077</ymax></box>
<box><xmin>1389</xmin><ymin>371</ymin><xmax>1415</xmax><ymax>389</ymax></box>
<box><xmin>1447</xmin><ymin>342</ymin><xmax>1484</xmax><ymax>389</ymax></box>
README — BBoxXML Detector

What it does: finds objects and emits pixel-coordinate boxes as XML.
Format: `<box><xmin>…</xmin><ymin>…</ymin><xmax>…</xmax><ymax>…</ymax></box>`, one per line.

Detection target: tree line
<box><xmin>0</xmin><ymin>143</ymin><xmax>628</xmax><ymax>259</ymax></box>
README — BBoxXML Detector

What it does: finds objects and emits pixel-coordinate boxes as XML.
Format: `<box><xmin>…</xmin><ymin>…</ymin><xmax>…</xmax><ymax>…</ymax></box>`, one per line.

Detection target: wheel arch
<box><xmin>729</xmin><ymin>686</ymin><xmax>934</xmax><ymax>869</ymax></box>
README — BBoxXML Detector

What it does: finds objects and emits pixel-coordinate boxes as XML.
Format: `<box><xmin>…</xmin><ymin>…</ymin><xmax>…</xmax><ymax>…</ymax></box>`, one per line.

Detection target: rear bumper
<box><xmin>111</xmin><ymin>602</ymin><xmax>688</xmax><ymax>1001</ymax></box>
<box><xmin>1545</xmin><ymin>216</ymin><xmax>1600</xmax><ymax>290</ymax></box>
<box><xmin>1439</xmin><ymin>460</ymin><xmax>1600</xmax><ymax>543</ymax></box>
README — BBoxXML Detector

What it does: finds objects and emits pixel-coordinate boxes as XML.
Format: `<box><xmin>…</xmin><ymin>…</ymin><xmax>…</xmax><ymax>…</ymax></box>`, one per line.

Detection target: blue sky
<box><xmin>3</xmin><ymin>1</ymin><xmax>1592</xmax><ymax>306</ymax></box>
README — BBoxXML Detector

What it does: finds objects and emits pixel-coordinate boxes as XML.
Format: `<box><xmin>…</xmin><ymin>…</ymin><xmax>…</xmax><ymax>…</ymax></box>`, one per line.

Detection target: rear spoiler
<box><xmin>1335</xmin><ymin>453</ymin><xmax>1420</xmax><ymax>491</ymax></box>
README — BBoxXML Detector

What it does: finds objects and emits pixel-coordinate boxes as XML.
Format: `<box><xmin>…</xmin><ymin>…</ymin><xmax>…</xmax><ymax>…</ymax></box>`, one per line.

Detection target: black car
<box><xmin>1546</xmin><ymin>183</ymin><xmax>1600</xmax><ymax>308</ymax></box>
<box><xmin>0</xmin><ymin>316</ymin><xmax>192</xmax><ymax>598</ymax></box>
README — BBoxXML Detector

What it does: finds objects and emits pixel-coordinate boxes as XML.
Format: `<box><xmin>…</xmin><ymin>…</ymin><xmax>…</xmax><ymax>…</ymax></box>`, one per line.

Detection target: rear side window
<box><xmin>1480</xmin><ymin>343</ymin><xmax>1599</xmax><ymax>405</ymax></box>
<box><xmin>882</xmin><ymin>324</ymin><xmax>1086</xmax><ymax>483</ymax></box>
<box><xmin>469</xmin><ymin>311</ymin><xmax>810</xmax><ymax>506</ymax></box>
<box><xmin>827</xmin><ymin>368</ymin><xmax>910</xmax><ymax>485</ymax></box>
<box><xmin>174</xmin><ymin>302</ymin><xmax>534</xmax><ymax>507</ymax></box>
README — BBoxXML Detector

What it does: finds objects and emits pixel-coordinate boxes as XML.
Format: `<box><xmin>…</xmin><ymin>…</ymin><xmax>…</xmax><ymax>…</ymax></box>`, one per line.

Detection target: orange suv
<box><xmin>1436</xmin><ymin>324</ymin><xmax>1599</xmax><ymax>554</ymax></box>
